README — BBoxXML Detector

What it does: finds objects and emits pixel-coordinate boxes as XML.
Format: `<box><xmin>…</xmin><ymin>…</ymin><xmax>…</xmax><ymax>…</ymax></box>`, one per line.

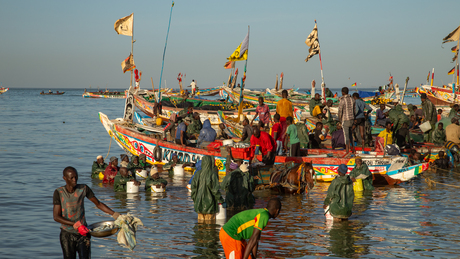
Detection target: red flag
<box><xmin>448</xmin><ymin>67</ymin><xmax>455</xmax><ymax>75</ymax></box>
<box><xmin>351</xmin><ymin>82</ymin><xmax>357</xmax><ymax>87</ymax></box>
<box><xmin>224</xmin><ymin>61</ymin><xmax>235</xmax><ymax>69</ymax></box>
<box><xmin>452</xmin><ymin>46</ymin><xmax>458</xmax><ymax>53</ymax></box>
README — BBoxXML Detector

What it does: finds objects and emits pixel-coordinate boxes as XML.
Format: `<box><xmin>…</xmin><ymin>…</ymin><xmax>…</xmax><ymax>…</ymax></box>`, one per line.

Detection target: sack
<box><xmin>384</xmin><ymin>144</ymin><xmax>400</xmax><ymax>156</ymax></box>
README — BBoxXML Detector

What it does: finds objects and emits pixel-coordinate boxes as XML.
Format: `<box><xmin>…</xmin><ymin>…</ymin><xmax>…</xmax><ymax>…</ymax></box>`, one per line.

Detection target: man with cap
<box><xmin>220</xmin><ymin>163</ymin><xmax>256</xmax><ymax>210</ymax></box>
<box><xmin>114</xmin><ymin>167</ymin><xmax>140</xmax><ymax>192</ymax></box>
<box><xmin>421</xmin><ymin>93</ymin><xmax>437</xmax><ymax>142</ymax></box>
<box><xmin>349</xmin><ymin>157</ymin><xmax>374</xmax><ymax>191</ymax></box>
<box><xmin>176</xmin><ymin>116</ymin><xmax>191</xmax><ymax>146</ymax></box>
<box><xmin>103</xmin><ymin>156</ymin><xmax>119</xmax><ymax>184</ymax></box>
<box><xmin>145</xmin><ymin>168</ymin><xmax>168</xmax><ymax>191</ymax></box>
<box><xmin>53</xmin><ymin>166</ymin><xmax>121</xmax><ymax>258</ymax></box>
<box><xmin>91</xmin><ymin>155</ymin><xmax>107</xmax><ymax>179</ymax></box>
<box><xmin>323</xmin><ymin>164</ymin><xmax>354</xmax><ymax>221</ymax></box>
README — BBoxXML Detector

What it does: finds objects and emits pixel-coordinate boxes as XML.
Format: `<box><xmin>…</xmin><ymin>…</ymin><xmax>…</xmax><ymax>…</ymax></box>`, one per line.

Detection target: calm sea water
<box><xmin>2</xmin><ymin>88</ymin><xmax>454</xmax><ymax>259</ymax></box>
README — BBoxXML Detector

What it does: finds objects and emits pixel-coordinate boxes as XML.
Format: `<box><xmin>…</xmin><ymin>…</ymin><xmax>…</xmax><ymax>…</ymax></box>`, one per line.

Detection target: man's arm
<box><xmin>244</xmin><ymin>228</ymin><xmax>261</xmax><ymax>259</ymax></box>
<box><xmin>180</xmin><ymin>130</ymin><xmax>185</xmax><ymax>146</ymax></box>
<box><xmin>251</xmin><ymin>112</ymin><xmax>259</xmax><ymax>125</ymax></box>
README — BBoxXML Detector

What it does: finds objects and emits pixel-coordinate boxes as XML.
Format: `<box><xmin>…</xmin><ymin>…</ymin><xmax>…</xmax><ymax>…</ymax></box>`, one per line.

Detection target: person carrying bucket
<box><xmin>323</xmin><ymin>164</ymin><xmax>354</xmax><ymax>222</ymax></box>
<box><xmin>349</xmin><ymin>157</ymin><xmax>374</xmax><ymax>191</ymax></box>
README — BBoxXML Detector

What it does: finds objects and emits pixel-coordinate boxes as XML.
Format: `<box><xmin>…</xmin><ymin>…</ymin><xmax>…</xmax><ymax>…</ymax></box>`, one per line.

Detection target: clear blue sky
<box><xmin>1</xmin><ymin>0</ymin><xmax>460</xmax><ymax>90</ymax></box>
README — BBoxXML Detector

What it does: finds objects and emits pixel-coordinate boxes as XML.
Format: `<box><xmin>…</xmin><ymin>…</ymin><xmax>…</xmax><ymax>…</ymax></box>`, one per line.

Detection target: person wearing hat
<box><xmin>220</xmin><ymin>163</ymin><xmax>256</xmax><ymax>210</ymax></box>
<box><xmin>349</xmin><ymin>157</ymin><xmax>374</xmax><ymax>191</ymax></box>
<box><xmin>103</xmin><ymin>156</ymin><xmax>119</xmax><ymax>184</ymax></box>
<box><xmin>120</xmin><ymin>154</ymin><xmax>130</xmax><ymax>168</ymax></box>
<box><xmin>114</xmin><ymin>167</ymin><xmax>140</xmax><ymax>192</ymax></box>
<box><xmin>145</xmin><ymin>168</ymin><xmax>168</xmax><ymax>191</ymax></box>
<box><xmin>323</xmin><ymin>164</ymin><xmax>354</xmax><ymax>221</ymax></box>
<box><xmin>162</xmin><ymin>153</ymin><xmax>184</xmax><ymax>177</ymax></box>
<box><xmin>421</xmin><ymin>93</ymin><xmax>437</xmax><ymax>142</ymax></box>
<box><xmin>91</xmin><ymin>155</ymin><xmax>107</xmax><ymax>179</ymax></box>
<box><xmin>127</xmin><ymin>155</ymin><xmax>143</xmax><ymax>177</ymax></box>
<box><xmin>176</xmin><ymin>116</ymin><xmax>191</xmax><ymax>146</ymax></box>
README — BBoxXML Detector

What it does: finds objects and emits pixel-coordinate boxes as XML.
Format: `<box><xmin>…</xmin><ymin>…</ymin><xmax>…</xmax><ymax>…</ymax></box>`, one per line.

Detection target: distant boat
<box><xmin>40</xmin><ymin>91</ymin><xmax>65</xmax><ymax>95</ymax></box>
<box><xmin>0</xmin><ymin>87</ymin><xmax>9</xmax><ymax>95</ymax></box>
<box><xmin>83</xmin><ymin>89</ymin><xmax>127</xmax><ymax>98</ymax></box>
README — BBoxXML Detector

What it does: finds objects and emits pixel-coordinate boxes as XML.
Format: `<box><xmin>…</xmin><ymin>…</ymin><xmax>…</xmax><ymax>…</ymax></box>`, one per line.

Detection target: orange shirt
<box><xmin>276</xmin><ymin>98</ymin><xmax>293</xmax><ymax>118</ymax></box>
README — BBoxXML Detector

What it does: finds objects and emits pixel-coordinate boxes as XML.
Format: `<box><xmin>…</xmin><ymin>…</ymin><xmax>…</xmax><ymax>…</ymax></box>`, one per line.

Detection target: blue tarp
<box><xmin>358</xmin><ymin>90</ymin><xmax>378</xmax><ymax>98</ymax></box>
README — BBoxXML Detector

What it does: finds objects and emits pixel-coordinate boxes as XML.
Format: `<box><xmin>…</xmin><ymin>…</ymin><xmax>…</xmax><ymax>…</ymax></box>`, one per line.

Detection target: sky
<box><xmin>1</xmin><ymin>0</ymin><xmax>460</xmax><ymax>90</ymax></box>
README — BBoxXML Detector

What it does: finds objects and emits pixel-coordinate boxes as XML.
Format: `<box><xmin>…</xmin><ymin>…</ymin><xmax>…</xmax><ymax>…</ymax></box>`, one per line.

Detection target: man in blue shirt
<box><xmin>352</xmin><ymin>93</ymin><xmax>373</xmax><ymax>151</ymax></box>
<box><xmin>175</xmin><ymin>117</ymin><xmax>191</xmax><ymax>146</ymax></box>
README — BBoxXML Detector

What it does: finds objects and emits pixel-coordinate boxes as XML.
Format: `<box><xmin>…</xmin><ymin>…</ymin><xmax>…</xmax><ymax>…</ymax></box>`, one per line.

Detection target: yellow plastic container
<box><xmin>98</xmin><ymin>172</ymin><xmax>104</xmax><ymax>180</ymax></box>
<box><xmin>353</xmin><ymin>179</ymin><xmax>364</xmax><ymax>192</ymax></box>
<box><xmin>156</xmin><ymin>117</ymin><xmax>163</xmax><ymax>126</ymax></box>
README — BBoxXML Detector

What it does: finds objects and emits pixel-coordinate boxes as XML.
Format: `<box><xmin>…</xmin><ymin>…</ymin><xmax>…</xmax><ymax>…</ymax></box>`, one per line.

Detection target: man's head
<box><xmin>253</xmin><ymin>127</ymin><xmax>261</xmax><ymax>138</ymax></box>
<box><xmin>184</xmin><ymin>117</ymin><xmax>192</xmax><ymax>125</ymax></box>
<box><xmin>63</xmin><ymin>166</ymin><xmax>78</xmax><ymax>188</ymax></box>
<box><xmin>286</xmin><ymin>116</ymin><xmax>293</xmax><ymax>125</ymax></box>
<box><xmin>413</xmin><ymin>105</ymin><xmax>418</xmax><ymax>111</ymax></box>
<box><xmin>454</xmin><ymin>104</ymin><xmax>459</xmax><ymax>111</ymax></box>
<box><xmin>413</xmin><ymin>152</ymin><xmax>421</xmax><ymax>161</ymax></box>
<box><xmin>97</xmin><ymin>155</ymin><xmax>104</xmax><ymax>164</ymax></box>
<box><xmin>193</xmin><ymin>112</ymin><xmax>200</xmax><ymax>120</ymax></box>
<box><xmin>337</xmin><ymin>164</ymin><xmax>348</xmax><ymax>176</ymax></box>
<box><xmin>314</xmin><ymin>93</ymin><xmax>321</xmax><ymax>101</ymax></box>
<box><xmin>336</xmin><ymin>121</ymin><xmax>342</xmax><ymax>130</ymax></box>
<box><xmin>452</xmin><ymin>117</ymin><xmax>459</xmax><ymax>125</ymax></box>
<box><xmin>316</xmin><ymin>121</ymin><xmax>323</xmax><ymax>131</ymax></box>
<box><xmin>402</xmin><ymin>122</ymin><xmax>408</xmax><ymax>128</ymax></box>
<box><xmin>341</xmin><ymin>87</ymin><xmax>349</xmax><ymax>96</ymax></box>
<box><xmin>133</xmin><ymin>156</ymin><xmax>139</xmax><ymax>164</ymax></box>
<box><xmin>266</xmin><ymin>198</ymin><xmax>282</xmax><ymax>219</ymax></box>
<box><xmin>420</xmin><ymin>93</ymin><xmax>427</xmax><ymax>101</ymax></box>
<box><xmin>171</xmin><ymin>153</ymin><xmax>179</xmax><ymax>163</ymax></box>
<box><xmin>380</xmin><ymin>104</ymin><xmax>386</xmax><ymax>111</ymax></box>
<box><xmin>243</xmin><ymin>118</ymin><xmax>249</xmax><ymax>126</ymax></box>
<box><xmin>438</xmin><ymin>123</ymin><xmax>444</xmax><ymax>130</ymax></box>
<box><xmin>258</xmin><ymin>96</ymin><xmax>264</xmax><ymax>106</ymax></box>
<box><xmin>352</xmin><ymin>92</ymin><xmax>360</xmax><ymax>99</ymax></box>
<box><xmin>326</xmin><ymin>99</ymin><xmax>333</xmax><ymax>107</ymax></box>
<box><xmin>139</xmin><ymin>154</ymin><xmax>146</xmax><ymax>163</ymax></box>
<box><xmin>438</xmin><ymin>109</ymin><xmax>443</xmax><ymax>115</ymax></box>
<box><xmin>119</xmin><ymin>167</ymin><xmax>129</xmax><ymax>177</ymax></box>
<box><xmin>355</xmin><ymin>157</ymin><xmax>363</xmax><ymax>167</ymax></box>
<box><xmin>385</xmin><ymin>121</ymin><xmax>392</xmax><ymax>131</ymax></box>
<box><xmin>439</xmin><ymin>151</ymin><xmax>445</xmax><ymax>158</ymax></box>
<box><xmin>219</xmin><ymin>123</ymin><xmax>226</xmax><ymax>130</ymax></box>
<box><xmin>110</xmin><ymin>156</ymin><xmax>118</xmax><ymax>167</ymax></box>
<box><xmin>121</xmin><ymin>154</ymin><xmax>129</xmax><ymax>163</ymax></box>
<box><xmin>274</xmin><ymin>113</ymin><xmax>280</xmax><ymax>122</ymax></box>
<box><xmin>410</xmin><ymin>115</ymin><xmax>416</xmax><ymax>121</ymax></box>
<box><xmin>152</xmin><ymin>171</ymin><xmax>160</xmax><ymax>179</ymax></box>
<box><xmin>282</xmin><ymin>89</ymin><xmax>288</xmax><ymax>98</ymax></box>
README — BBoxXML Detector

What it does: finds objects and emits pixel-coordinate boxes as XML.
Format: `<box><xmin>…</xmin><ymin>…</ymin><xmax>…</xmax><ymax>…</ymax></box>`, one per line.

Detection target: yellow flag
<box><xmin>227</xmin><ymin>32</ymin><xmax>249</xmax><ymax>61</ymax></box>
<box><xmin>114</xmin><ymin>13</ymin><xmax>133</xmax><ymax>36</ymax></box>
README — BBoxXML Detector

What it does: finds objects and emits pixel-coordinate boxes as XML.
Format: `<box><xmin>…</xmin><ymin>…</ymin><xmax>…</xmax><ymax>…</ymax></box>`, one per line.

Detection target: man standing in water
<box><xmin>53</xmin><ymin>166</ymin><xmax>120</xmax><ymax>259</ymax></box>
<box><xmin>219</xmin><ymin>198</ymin><xmax>281</xmax><ymax>259</ymax></box>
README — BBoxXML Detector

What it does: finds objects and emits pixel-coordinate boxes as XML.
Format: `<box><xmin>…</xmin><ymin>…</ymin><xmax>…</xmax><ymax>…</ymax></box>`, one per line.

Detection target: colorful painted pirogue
<box><xmin>83</xmin><ymin>90</ymin><xmax>127</xmax><ymax>98</ymax></box>
<box><xmin>0</xmin><ymin>87</ymin><xmax>9</xmax><ymax>94</ymax></box>
<box><xmin>100</xmin><ymin>112</ymin><xmax>425</xmax><ymax>185</ymax></box>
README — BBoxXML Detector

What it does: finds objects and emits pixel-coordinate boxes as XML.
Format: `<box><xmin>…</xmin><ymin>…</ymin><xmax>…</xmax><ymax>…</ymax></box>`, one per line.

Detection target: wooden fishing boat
<box><xmin>0</xmin><ymin>87</ymin><xmax>9</xmax><ymax>94</ymax></box>
<box><xmin>40</xmin><ymin>91</ymin><xmax>65</xmax><ymax>95</ymax></box>
<box><xmin>417</xmin><ymin>85</ymin><xmax>459</xmax><ymax>106</ymax></box>
<box><xmin>83</xmin><ymin>90</ymin><xmax>127</xmax><ymax>98</ymax></box>
<box><xmin>100</xmin><ymin>112</ymin><xmax>415</xmax><ymax>185</ymax></box>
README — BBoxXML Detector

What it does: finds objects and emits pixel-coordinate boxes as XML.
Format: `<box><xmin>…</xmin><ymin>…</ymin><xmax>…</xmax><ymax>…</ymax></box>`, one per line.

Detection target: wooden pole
<box><xmin>315</xmin><ymin>20</ymin><xmax>326</xmax><ymax>102</ymax></box>
<box><xmin>401</xmin><ymin>77</ymin><xmax>409</xmax><ymax>105</ymax></box>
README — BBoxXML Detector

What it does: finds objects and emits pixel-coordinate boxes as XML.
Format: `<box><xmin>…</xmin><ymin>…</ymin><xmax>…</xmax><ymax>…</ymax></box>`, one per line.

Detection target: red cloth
<box><xmin>250</xmin><ymin>131</ymin><xmax>276</xmax><ymax>160</ymax></box>
<box><xmin>271</xmin><ymin>122</ymin><xmax>283</xmax><ymax>141</ymax></box>
<box><xmin>78</xmin><ymin>225</ymin><xmax>90</xmax><ymax>236</ymax></box>
<box><xmin>103</xmin><ymin>165</ymin><xmax>118</xmax><ymax>183</ymax></box>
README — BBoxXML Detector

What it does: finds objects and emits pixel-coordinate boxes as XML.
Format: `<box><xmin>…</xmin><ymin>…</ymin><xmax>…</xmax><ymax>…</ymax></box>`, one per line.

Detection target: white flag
<box><xmin>239</xmin><ymin>32</ymin><xmax>249</xmax><ymax>58</ymax></box>
<box><xmin>443</xmin><ymin>25</ymin><xmax>460</xmax><ymax>44</ymax></box>
<box><xmin>305</xmin><ymin>23</ymin><xmax>320</xmax><ymax>62</ymax></box>
<box><xmin>114</xmin><ymin>13</ymin><xmax>133</xmax><ymax>36</ymax></box>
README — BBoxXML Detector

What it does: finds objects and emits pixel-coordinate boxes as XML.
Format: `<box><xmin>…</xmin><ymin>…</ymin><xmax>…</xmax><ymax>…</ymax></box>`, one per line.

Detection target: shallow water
<box><xmin>2</xmin><ymin>88</ymin><xmax>455</xmax><ymax>259</ymax></box>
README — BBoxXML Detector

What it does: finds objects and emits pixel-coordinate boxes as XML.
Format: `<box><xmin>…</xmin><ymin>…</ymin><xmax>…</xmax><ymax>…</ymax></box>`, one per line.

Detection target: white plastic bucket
<box><xmin>136</xmin><ymin>169</ymin><xmax>148</xmax><ymax>179</ymax></box>
<box><xmin>223</xmin><ymin>139</ymin><xmax>234</xmax><ymax>146</ymax></box>
<box><xmin>173</xmin><ymin>165</ymin><xmax>184</xmax><ymax>177</ymax></box>
<box><xmin>126</xmin><ymin>181</ymin><xmax>139</xmax><ymax>193</ymax></box>
<box><xmin>419</xmin><ymin>121</ymin><xmax>432</xmax><ymax>133</ymax></box>
<box><xmin>324</xmin><ymin>206</ymin><xmax>333</xmax><ymax>220</ymax></box>
<box><xmin>216</xmin><ymin>203</ymin><xmax>226</xmax><ymax>220</ymax></box>
<box><xmin>151</xmin><ymin>185</ymin><xmax>165</xmax><ymax>193</ymax></box>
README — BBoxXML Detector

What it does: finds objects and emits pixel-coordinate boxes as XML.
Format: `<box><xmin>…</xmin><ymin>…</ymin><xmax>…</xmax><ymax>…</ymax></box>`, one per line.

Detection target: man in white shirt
<box><xmin>190</xmin><ymin>80</ymin><xmax>197</xmax><ymax>96</ymax></box>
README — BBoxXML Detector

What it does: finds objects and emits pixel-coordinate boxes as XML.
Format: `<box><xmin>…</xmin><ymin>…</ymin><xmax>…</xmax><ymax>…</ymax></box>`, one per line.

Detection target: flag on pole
<box><xmin>227</xmin><ymin>32</ymin><xmax>249</xmax><ymax>61</ymax></box>
<box><xmin>121</xmin><ymin>53</ymin><xmax>135</xmax><ymax>73</ymax></box>
<box><xmin>224</xmin><ymin>61</ymin><xmax>235</xmax><ymax>69</ymax></box>
<box><xmin>114</xmin><ymin>13</ymin><xmax>133</xmax><ymax>36</ymax></box>
<box><xmin>443</xmin><ymin>25</ymin><xmax>460</xmax><ymax>44</ymax></box>
<box><xmin>351</xmin><ymin>82</ymin><xmax>357</xmax><ymax>87</ymax></box>
<box><xmin>427</xmin><ymin>71</ymin><xmax>431</xmax><ymax>82</ymax></box>
<box><xmin>448</xmin><ymin>67</ymin><xmax>455</xmax><ymax>75</ymax></box>
<box><xmin>452</xmin><ymin>46</ymin><xmax>458</xmax><ymax>53</ymax></box>
<box><xmin>305</xmin><ymin>23</ymin><xmax>320</xmax><ymax>62</ymax></box>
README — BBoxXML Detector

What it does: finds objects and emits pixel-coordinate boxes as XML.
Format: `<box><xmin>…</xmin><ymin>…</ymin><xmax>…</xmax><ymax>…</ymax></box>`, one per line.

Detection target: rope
<box><xmin>104</xmin><ymin>133</ymin><xmax>113</xmax><ymax>160</ymax></box>
<box><xmin>425</xmin><ymin>177</ymin><xmax>460</xmax><ymax>188</ymax></box>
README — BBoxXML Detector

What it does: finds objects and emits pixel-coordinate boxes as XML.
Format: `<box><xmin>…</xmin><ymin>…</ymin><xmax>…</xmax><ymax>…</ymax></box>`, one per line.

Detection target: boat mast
<box><xmin>237</xmin><ymin>26</ymin><xmax>250</xmax><ymax>120</ymax></box>
<box><xmin>158</xmin><ymin>1</ymin><xmax>175</xmax><ymax>102</ymax></box>
<box><xmin>316</xmin><ymin>20</ymin><xmax>326</xmax><ymax>102</ymax></box>
<box><xmin>130</xmin><ymin>14</ymin><xmax>134</xmax><ymax>91</ymax></box>
<box><xmin>455</xmin><ymin>33</ymin><xmax>460</xmax><ymax>102</ymax></box>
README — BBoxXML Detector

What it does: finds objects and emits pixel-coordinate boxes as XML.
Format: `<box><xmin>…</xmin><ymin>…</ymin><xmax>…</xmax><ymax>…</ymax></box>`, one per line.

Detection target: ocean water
<box><xmin>2</xmin><ymin>88</ymin><xmax>456</xmax><ymax>259</ymax></box>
